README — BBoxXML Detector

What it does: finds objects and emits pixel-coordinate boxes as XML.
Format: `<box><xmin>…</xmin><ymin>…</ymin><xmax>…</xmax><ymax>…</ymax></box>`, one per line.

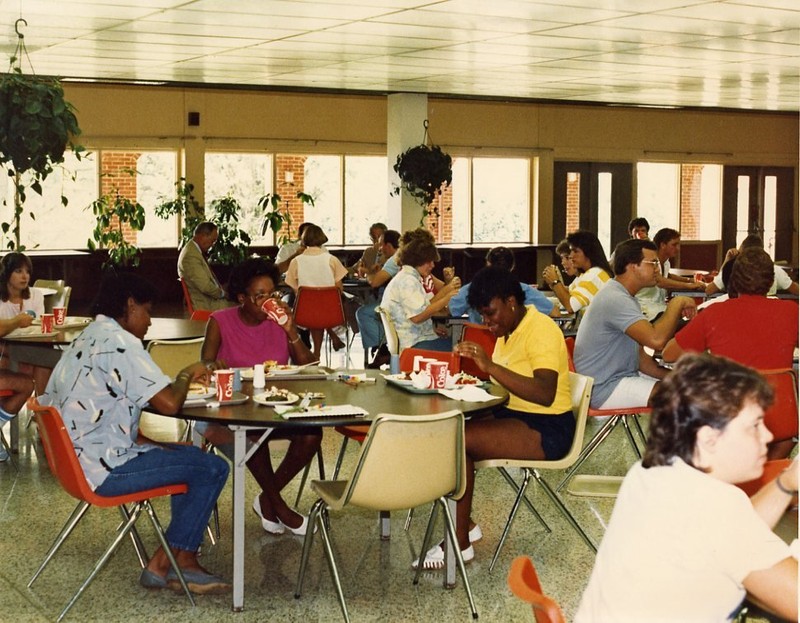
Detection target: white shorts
<box><xmin>598</xmin><ymin>373</ymin><xmax>659</xmax><ymax>410</ymax></box>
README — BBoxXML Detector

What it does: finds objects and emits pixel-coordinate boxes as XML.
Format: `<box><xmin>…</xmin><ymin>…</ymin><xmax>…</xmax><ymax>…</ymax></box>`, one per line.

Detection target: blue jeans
<box><xmin>413</xmin><ymin>337</ymin><xmax>452</xmax><ymax>352</ymax></box>
<box><xmin>356</xmin><ymin>301</ymin><xmax>384</xmax><ymax>349</ymax></box>
<box><xmin>95</xmin><ymin>444</ymin><xmax>229</xmax><ymax>553</ymax></box>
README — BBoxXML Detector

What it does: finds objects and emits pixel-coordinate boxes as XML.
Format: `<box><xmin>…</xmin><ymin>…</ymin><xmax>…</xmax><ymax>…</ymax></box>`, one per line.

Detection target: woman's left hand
<box><xmin>455</xmin><ymin>340</ymin><xmax>491</xmax><ymax>372</ymax></box>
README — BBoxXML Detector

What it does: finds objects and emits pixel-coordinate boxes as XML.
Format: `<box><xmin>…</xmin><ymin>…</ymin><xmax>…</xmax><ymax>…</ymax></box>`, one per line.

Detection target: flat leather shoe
<box><xmin>252</xmin><ymin>495</ymin><xmax>284</xmax><ymax>534</ymax></box>
<box><xmin>166</xmin><ymin>569</ymin><xmax>231</xmax><ymax>595</ymax></box>
<box><xmin>139</xmin><ymin>568</ymin><xmax>168</xmax><ymax>589</ymax></box>
<box><xmin>279</xmin><ymin>514</ymin><xmax>315</xmax><ymax>536</ymax></box>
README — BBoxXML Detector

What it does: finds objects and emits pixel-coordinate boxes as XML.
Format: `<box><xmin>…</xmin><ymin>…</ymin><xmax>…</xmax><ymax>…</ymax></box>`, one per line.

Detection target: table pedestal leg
<box><xmin>231</xmin><ymin>426</ymin><xmax>246</xmax><ymax>612</ymax></box>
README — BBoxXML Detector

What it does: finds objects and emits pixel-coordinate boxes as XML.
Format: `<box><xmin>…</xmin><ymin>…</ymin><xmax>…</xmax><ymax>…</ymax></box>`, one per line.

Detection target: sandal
<box><xmin>412</xmin><ymin>543</ymin><xmax>474</xmax><ymax>570</ymax></box>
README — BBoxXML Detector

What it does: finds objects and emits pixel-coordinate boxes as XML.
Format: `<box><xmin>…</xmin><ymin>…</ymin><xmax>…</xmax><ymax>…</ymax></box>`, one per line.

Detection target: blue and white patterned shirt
<box><xmin>380</xmin><ymin>265</ymin><xmax>439</xmax><ymax>350</ymax></box>
<box><xmin>40</xmin><ymin>315</ymin><xmax>171</xmax><ymax>490</ymax></box>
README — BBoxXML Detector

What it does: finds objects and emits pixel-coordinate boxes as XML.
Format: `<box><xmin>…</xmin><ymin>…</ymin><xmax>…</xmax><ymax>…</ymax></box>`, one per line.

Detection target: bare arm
<box><xmin>148</xmin><ymin>361</ymin><xmax>210</xmax><ymax>415</ymax></box>
<box><xmin>409</xmin><ymin>290</ymin><xmax>455</xmax><ymax>324</ymax></box>
<box><xmin>751</xmin><ymin>460</ymin><xmax>798</xmax><ymax>529</ymax></box>
<box><xmin>625</xmin><ymin>296</ymin><xmax>696</xmax><ymax>351</ymax></box>
<box><xmin>659</xmin><ymin>273</ymin><xmax>705</xmax><ymax>292</ymax></box>
<box><xmin>637</xmin><ymin>346</ymin><xmax>669</xmax><ymax>380</ymax></box>
<box><xmin>367</xmin><ymin>268</ymin><xmax>391</xmax><ymax>289</ymax></box>
<box><xmin>0</xmin><ymin>313</ymin><xmax>34</xmax><ymax>338</ymax></box>
<box><xmin>743</xmin><ymin>558</ymin><xmax>798</xmax><ymax>622</ymax></box>
<box><xmin>661</xmin><ymin>337</ymin><xmax>685</xmax><ymax>363</ymax></box>
<box><xmin>454</xmin><ymin>340</ymin><xmax>557</xmax><ymax>405</ymax></box>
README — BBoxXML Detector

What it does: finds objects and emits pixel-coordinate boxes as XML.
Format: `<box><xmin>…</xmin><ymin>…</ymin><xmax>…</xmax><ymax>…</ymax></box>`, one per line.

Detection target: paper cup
<box><xmin>214</xmin><ymin>369</ymin><xmax>235</xmax><ymax>402</ymax></box>
<box><xmin>53</xmin><ymin>306</ymin><xmax>67</xmax><ymax>326</ymax></box>
<box><xmin>261</xmin><ymin>298</ymin><xmax>288</xmax><ymax>325</ymax></box>
<box><xmin>426</xmin><ymin>361</ymin><xmax>450</xmax><ymax>389</ymax></box>
<box><xmin>412</xmin><ymin>355</ymin><xmax>437</xmax><ymax>373</ymax></box>
<box><xmin>41</xmin><ymin>313</ymin><xmax>55</xmax><ymax>333</ymax></box>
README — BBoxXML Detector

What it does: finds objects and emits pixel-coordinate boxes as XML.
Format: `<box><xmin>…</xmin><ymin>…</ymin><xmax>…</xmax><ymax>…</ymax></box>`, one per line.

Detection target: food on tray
<box><xmin>263</xmin><ymin>360</ymin><xmax>295</xmax><ymax>372</ymax></box>
<box><xmin>188</xmin><ymin>382</ymin><xmax>211</xmax><ymax>396</ymax></box>
<box><xmin>263</xmin><ymin>360</ymin><xmax>279</xmax><ymax>370</ymax></box>
<box><xmin>452</xmin><ymin>372</ymin><xmax>481</xmax><ymax>385</ymax></box>
<box><xmin>262</xmin><ymin>386</ymin><xmax>293</xmax><ymax>402</ymax></box>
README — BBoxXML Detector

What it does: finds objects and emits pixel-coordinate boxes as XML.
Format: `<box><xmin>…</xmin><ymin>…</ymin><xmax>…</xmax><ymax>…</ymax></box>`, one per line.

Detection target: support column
<box><xmin>387</xmin><ymin>94</ymin><xmax>428</xmax><ymax>234</ymax></box>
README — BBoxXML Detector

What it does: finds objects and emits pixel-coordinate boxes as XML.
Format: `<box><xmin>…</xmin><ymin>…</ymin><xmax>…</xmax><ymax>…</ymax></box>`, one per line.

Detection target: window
<box><xmin>303</xmin><ymin>155</ymin><xmax>342</xmax><ymax>243</ymax></box>
<box><xmin>344</xmin><ymin>156</ymin><xmax>388</xmax><ymax>245</ymax></box>
<box><xmin>135</xmin><ymin>151</ymin><xmax>178</xmax><ymax>248</ymax></box>
<box><xmin>636</xmin><ymin>163</ymin><xmax>680</xmax><ymax>234</ymax></box>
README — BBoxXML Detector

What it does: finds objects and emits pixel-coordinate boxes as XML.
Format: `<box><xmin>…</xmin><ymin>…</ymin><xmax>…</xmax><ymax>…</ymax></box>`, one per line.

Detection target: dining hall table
<box><xmin>174</xmin><ymin>368</ymin><xmax>509</xmax><ymax>612</ymax></box>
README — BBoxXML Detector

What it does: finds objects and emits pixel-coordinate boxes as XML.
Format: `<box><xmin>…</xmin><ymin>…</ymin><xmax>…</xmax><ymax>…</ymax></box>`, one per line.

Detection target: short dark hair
<box><xmin>486</xmin><ymin>246</ymin><xmax>515</xmax><ymax>271</ymax></box>
<box><xmin>91</xmin><ymin>272</ymin><xmax>158</xmax><ymax>319</ymax></box>
<box><xmin>731</xmin><ymin>247</ymin><xmax>774</xmax><ymax>296</ymax></box>
<box><xmin>301</xmin><ymin>224</ymin><xmax>328</xmax><ymax>247</ymax></box>
<box><xmin>467</xmin><ymin>266</ymin><xmax>524</xmax><ymax>309</ymax></box>
<box><xmin>628</xmin><ymin>217</ymin><xmax>650</xmax><ymax>235</ymax></box>
<box><xmin>398</xmin><ymin>237</ymin><xmax>439</xmax><ymax>268</ymax></box>
<box><xmin>643</xmin><ymin>354</ymin><xmax>773</xmax><ymax>469</ymax></box>
<box><xmin>370</xmin><ymin>222</ymin><xmax>387</xmax><ymax>232</ymax></box>
<box><xmin>555</xmin><ymin>239</ymin><xmax>570</xmax><ymax>256</ymax></box>
<box><xmin>566</xmin><ymin>230</ymin><xmax>613</xmax><ymax>277</ymax></box>
<box><xmin>613</xmin><ymin>239</ymin><xmax>657</xmax><ymax>275</ymax></box>
<box><xmin>227</xmin><ymin>258</ymin><xmax>281</xmax><ymax>301</ymax></box>
<box><xmin>0</xmin><ymin>252</ymin><xmax>33</xmax><ymax>302</ymax></box>
<box><xmin>297</xmin><ymin>222</ymin><xmax>313</xmax><ymax>238</ymax></box>
<box><xmin>653</xmin><ymin>228</ymin><xmax>680</xmax><ymax>248</ymax></box>
<box><xmin>400</xmin><ymin>227</ymin><xmax>435</xmax><ymax>248</ymax></box>
<box><xmin>382</xmin><ymin>229</ymin><xmax>400</xmax><ymax>249</ymax></box>
<box><xmin>740</xmin><ymin>234</ymin><xmax>764</xmax><ymax>250</ymax></box>
<box><xmin>194</xmin><ymin>221</ymin><xmax>218</xmax><ymax>237</ymax></box>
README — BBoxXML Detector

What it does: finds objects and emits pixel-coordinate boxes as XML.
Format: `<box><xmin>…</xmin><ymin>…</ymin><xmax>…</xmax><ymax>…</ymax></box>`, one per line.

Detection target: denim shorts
<box><xmin>493</xmin><ymin>407</ymin><xmax>575</xmax><ymax>460</ymax></box>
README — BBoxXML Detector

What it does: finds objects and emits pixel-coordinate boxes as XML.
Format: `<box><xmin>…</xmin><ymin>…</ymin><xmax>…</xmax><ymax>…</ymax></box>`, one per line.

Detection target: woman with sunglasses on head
<box><xmin>201</xmin><ymin>257</ymin><xmax>320</xmax><ymax>536</ymax></box>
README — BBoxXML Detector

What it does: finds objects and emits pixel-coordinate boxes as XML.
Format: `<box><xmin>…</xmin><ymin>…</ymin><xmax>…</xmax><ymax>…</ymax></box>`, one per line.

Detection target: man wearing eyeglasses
<box><xmin>178</xmin><ymin>221</ymin><xmax>233</xmax><ymax>312</ymax></box>
<box><xmin>574</xmin><ymin>239</ymin><xmax>697</xmax><ymax>410</ymax></box>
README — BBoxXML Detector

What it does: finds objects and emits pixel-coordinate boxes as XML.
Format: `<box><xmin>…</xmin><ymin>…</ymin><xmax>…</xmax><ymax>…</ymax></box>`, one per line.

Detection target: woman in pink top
<box><xmin>202</xmin><ymin>258</ymin><xmax>320</xmax><ymax>536</ymax></box>
<box><xmin>285</xmin><ymin>224</ymin><xmax>348</xmax><ymax>358</ymax></box>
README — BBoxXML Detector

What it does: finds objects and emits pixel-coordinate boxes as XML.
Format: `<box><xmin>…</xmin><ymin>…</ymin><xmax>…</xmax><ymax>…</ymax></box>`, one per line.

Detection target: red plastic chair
<box><xmin>760</xmin><ymin>369</ymin><xmax>798</xmax><ymax>453</ymax></box>
<box><xmin>190</xmin><ymin>309</ymin><xmax>212</xmax><ymax>322</ymax></box>
<box><xmin>557</xmin><ymin>336</ymin><xmax>650</xmax><ymax>493</ymax></box>
<box><xmin>459</xmin><ymin>323</ymin><xmax>497</xmax><ymax>380</ymax></box>
<box><xmin>28</xmin><ymin>403</ymin><xmax>195</xmax><ymax>620</ymax></box>
<box><xmin>737</xmin><ymin>458</ymin><xmax>793</xmax><ymax>498</ymax></box>
<box><xmin>507</xmin><ymin>556</ymin><xmax>566</xmax><ymax>623</ymax></box>
<box><xmin>293</xmin><ymin>286</ymin><xmax>349</xmax><ymax>361</ymax></box>
<box><xmin>179</xmin><ymin>277</ymin><xmax>196</xmax><ymax>315</ymax></box>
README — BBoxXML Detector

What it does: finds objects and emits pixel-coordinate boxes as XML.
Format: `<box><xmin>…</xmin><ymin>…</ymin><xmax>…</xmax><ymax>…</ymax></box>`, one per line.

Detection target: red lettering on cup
<box><xmin>426</xmin><ymin>361</ymin><xmax>450</xmax><ymax>389</ymax></box>
<box><xmin>53</xmin><ymin>306</ymin><xmax>67</xmax><ymax>326</ymax></box>
<box><xmin>261</xmin><ymin>299</ymin><xmax>289</xmax><ymax>325</ymax></box>
<box><xmin>214</xmin><ymin>369</ymin><xmax>235</xmax><ymax>402</ymax></box>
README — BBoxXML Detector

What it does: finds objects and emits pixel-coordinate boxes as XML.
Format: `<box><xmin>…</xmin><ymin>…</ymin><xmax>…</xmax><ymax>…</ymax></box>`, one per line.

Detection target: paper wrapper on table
<box><xmin>438</xmin><ymin>386</ymin><xmax>497</xmax><ymax>402</ymax></box>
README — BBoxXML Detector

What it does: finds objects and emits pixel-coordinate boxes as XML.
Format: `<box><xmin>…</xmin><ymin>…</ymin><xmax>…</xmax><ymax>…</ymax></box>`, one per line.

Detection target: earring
<box><xmin>511</xmin><ymin>305</ymin><xmax>516</xmax><ymax>312</ymax></box>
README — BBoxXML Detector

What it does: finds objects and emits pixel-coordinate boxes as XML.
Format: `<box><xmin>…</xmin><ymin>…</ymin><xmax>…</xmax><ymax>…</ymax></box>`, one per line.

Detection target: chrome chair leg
<box><xmin>332</xmin><ymin>437</ymin><xmax>349</xmax><ymax>480</ymax></box>
<box><xmin>28</xmin><ymin>501</ymin><xmax>90</xmax><ymax>588</ymax></box>
<box><xmin>317</xmin><ymin>507</ymin><xmax>350</xmax><ymax>623</ymax></box>
<box><xmin>295</xmin><ymin>498</ymin><xmax>324</xmax><ymax>599</ymax></box>
<box><xmin>143</xmin><ymin>501</ymin><xmax>195</xmax><ymax>606</ymax></box>
<box><xmin>403</xmin><ymin>507</ymin><xmax>414</xmax><ymax>532</ymax></box>
<box><xmin>439</xmin><ymin>497</ymin><xmax>478</xmax><ymax>619</ymax></box>
<box><xmin>294</xmin><ymin>447</ymin><xmax>325</xmax><ymax>508</ymax></box>
<box><xmin>631</xmin><ymin>413</ymin><xmax>648</xmax><ymax>447</ymax></box>
<box><xmin>620</xmin><ymin>416</ymin><xmax>642</xmax><ymax>458</ymax></box>
<box><xmin>0</xmin><ymin>429</ymin><xmax>18</xmax><ymax>471</ymax></box>
<box><xmin>489</xmin><ymin>468</ymin><xmax>532</xmax><ymax>572</ymax></box>
<box><xmin>531</xmin><ymin>470</ymin><xmax>596</xmax><ymax>552</ymax></box>
<box><xmin>413</xmin><ymin>503</ymin><xmax>441</xmax><ymax>585</ymax></box>
<box><xmin>118</xmin><ymin>504</ymin><xmax>149</xmax><ymax>567</ymax></box>
<box><xmin>497</xmin><ymin>467</ymin><xmax>551</xmax><ymax>532</ymax></box>
<box><xmin>556</xmin><ymin>416</ymin><xmax>621</xmax><ymax>492</ymax></box>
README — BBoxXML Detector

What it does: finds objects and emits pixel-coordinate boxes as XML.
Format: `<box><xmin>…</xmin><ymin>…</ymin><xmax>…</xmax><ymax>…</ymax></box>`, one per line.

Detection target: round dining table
<box><xmin>175</xmin><ymin>368</ymin><xmax>508</xmax><ymax>611</ymax></box>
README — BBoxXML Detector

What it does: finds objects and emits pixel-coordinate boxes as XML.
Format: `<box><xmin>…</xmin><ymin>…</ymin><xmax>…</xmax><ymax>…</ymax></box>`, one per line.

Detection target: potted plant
<box><xmin>0</xmin><ymin>36</ymin><xmax>84</xmax><ymax>250</ymax></box>
<box><xmin>154</xmin><ymin>177</ymin><xmax>203</xmax><ymax>246</ymax></box>
<box><xmin>392</xmin><ymin>143</ymin><xmax>452</xmax><ymax>217</ymax></box>
<box><xmin>259</xmin><ymin>190</ymin><xmax>315</xmax><ymax>245</ymax></box>
<box><xmin>86</xmin><ymin>170</ymin><xmax>146</xmax><ymax>269</ymax></box>
<box><xmin>206</xmin><ymin>195</ymin><xmax>252</xmax><ymax>267</ymax></box>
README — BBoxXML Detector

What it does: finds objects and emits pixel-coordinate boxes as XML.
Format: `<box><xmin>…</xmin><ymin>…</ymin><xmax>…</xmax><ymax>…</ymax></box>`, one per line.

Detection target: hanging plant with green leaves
<box><xmin>391</xmin><ymin>120</ymin><xmax>452</xmax><ymax>221</ymax></box>
<box><xmin>0</xmin><ymin>19</ymin><xmax>84</xmax><ymax>251</ymax></box>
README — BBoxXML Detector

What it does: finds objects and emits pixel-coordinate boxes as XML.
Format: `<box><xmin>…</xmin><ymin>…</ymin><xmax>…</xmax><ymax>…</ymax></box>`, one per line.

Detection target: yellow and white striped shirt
<box><xmin>569</xmin><ymin>266</ymin><xmax>612</xmax><ymax>312</ymax></box>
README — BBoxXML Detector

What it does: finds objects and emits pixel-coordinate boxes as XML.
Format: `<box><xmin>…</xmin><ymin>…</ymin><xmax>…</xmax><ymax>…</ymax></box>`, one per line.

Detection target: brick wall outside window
<box><xmin>99</xmin><ymin>151</ymin><xmax>141</xmax><ymax>245</ymax></box>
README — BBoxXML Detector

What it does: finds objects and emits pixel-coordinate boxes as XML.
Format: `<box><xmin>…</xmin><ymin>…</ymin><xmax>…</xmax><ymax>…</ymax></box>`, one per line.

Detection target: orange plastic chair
<box><xmin>760</xmin><ymin>369</ymin><xmax>798</xmax><ymax>449</ymax></box>
<box><xmin>398</xmin><ymin>348</ymin><xmax>461</xmax><ymax>374</ymax></box>
<box><xmin>459</xmin><ymin>323</ymin><xmax>497</xmax><ymax>380</ymax></box>
<box><xmin>28</xmin><ymin>403</ymin><xmax>195</xmax><ymax>621</ymax></box>
<box><xmin>557</xmin><ymin>336</ymin><xmax>649</xmax><ymax>493</ymax></box>
<box><xmin>190</xmin><ymin>309</ymin><xmax>212</xmax><ymax>322</ymax></box>
<box><xmin>737</xmin><ymin>458</ymin><xmax>793</xmax><ymax>498</ymax></box>
<box><xmin>507</xmin><ymin>556</ymin><xmax>566</xmax><ymax>623</ymax></box>
<box><xmin>0</xmin><ymin>388</ymin><xmax>16</xmax><ymax>471</ymax></box>
<box><xmin>179</xmin><ymin>277</ymin><xmax>196</xmax><ymax>315</ymax></box>
<box><xmin>293</xmin><ymin>286</ymin><xmax>349</xmax><ymax>361</ymax></box>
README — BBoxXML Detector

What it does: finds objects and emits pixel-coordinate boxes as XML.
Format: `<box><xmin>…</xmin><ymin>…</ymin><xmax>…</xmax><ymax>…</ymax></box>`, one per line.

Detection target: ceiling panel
<box><xmin>0</xmin><ymin>0</ymin><xmax>796</xmax><ymax>110</ymax></box>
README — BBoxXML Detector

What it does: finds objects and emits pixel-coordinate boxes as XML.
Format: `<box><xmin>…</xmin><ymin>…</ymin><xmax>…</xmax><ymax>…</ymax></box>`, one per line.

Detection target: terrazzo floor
<box><xmin>0</xmin><ymin>342</ymin><xmax>791</xmax><ymax>622</ymax></box>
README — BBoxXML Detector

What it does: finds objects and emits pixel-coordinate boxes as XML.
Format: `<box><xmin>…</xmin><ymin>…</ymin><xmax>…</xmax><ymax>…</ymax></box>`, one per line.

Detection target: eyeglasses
<box><xmin>640</xmin><ymin>259</ymin><xmax>660</xmax><ymax>267</ymax></box>
<box><xmin>249</xmin><ymin>291</ymin><xmax>280</xmax><ymax>304</ymax></box>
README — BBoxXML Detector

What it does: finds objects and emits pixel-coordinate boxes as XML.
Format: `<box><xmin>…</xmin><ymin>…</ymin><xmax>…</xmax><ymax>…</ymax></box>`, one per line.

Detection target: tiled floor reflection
<box><xmin>2</xmin><ymin>405</ymin><xmax>787</xmax><ymax>622</ymax></box>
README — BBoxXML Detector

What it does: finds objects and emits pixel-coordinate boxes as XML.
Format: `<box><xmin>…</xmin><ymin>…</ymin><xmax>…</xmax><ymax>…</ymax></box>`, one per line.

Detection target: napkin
<box><xmin>438</xmin><ymin>386</ymin><xmax>496</xmax><ymax>402</ymax></box>
<box><xmin>274</xmin><ymin>404</ymin><xmax>368</xmax><ymax>419</ymax></box>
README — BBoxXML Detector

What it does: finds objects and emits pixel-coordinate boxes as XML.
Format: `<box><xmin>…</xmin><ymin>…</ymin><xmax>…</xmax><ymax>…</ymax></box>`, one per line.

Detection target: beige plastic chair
<box><xmin>139</xmin><ymin>338</ymin><xmax>204</xmax><ymax>442</ymax></box>
<box><xmin>294</xmin><ymin>410</ymin><xmax>477</xmax><ymax>622</ymax></box>
<box><xmin>475</xmin><ymin>372</ymin><xmax>597</xmax><ymax>571</ymax></box>
<box><xmin>33</xmin><ymin>279</ymin><xmax>69</xmax><ymax>313</ymax></box>
<box><xmin>375</xmin><ymin>305</ymin><xmax>399</xmax><ymax>355</ymax></box>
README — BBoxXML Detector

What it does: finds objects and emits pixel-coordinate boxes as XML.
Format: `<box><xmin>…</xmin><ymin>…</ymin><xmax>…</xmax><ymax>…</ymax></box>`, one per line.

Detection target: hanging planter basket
<box><xmin>391</xmin><ymin>120</ymin><xmax>452</xmax><ymax>209</ymax></box>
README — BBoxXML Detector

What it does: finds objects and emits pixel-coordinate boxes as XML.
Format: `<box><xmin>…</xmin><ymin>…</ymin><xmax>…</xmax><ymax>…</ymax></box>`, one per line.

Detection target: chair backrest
<box><xmin>459</xmin><ymin>323</ymin><xmax>497</xmax><ymax>380</ymax></box>
<box><xmin>336</xmin><ymin>410</ymin><xmax>465</xmax><ymax>511</ymax></box>
<box><xmin>190</xmin><ymin>309</ymin><xmax>212</xmax><ymax>322</ymax></box>
<box><xmin>146</xmin><ymin>338</ymin><xmax>204</xmax><ymax>378</ymax></box>
<box><xmin>507</xmin><ymin>556</ymin><xmax>566</xmax><ymax>623</ymax></box>
<box><xmin>398</xmin><ymin>348</ymin><xmax>461</xmax><ymax>374</ymax></box>
<box><xmin>179</xmin><ymin>278</ymin><xmax>195</xmax><ymax>315</ymax></box>
<box><xmin>737</xmin><ymin>458</ymin><xmax>793</xmax><ymax>498</ymax></box>
<box><xmin>552</xmin><ymin>371</ymin><xmax>594</xmax><ymax>470</ymax></box>
<box><xmin>564</xmin><ymin>336</ymin><xmax>576</xmax><ymax>372</ymax></box>
<box><xmin>33</xmin><ymin>279</ymin><xmax>68</xmax><ymax>313</ymax></box>
<box><xmin>375</xmin><ymin>305</ymin><xmax>399</xmax><ymax>355</ymax></box>
<box><xmin>30</xmin><ymin>403</ymin><xmax>95</xmax><ymax>503</ymax></box>
<box><xmin>760</xmin><ymin>369</ymin><xmax>798</xmax><ymax>443</ymax></box>
<box><xmin>293</xmin><ymin>286</ymin><xmax>345</xmax><ymax>330</ymax></box>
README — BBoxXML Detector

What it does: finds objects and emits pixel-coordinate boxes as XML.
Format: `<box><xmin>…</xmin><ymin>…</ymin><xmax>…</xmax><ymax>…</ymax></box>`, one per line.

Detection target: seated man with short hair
<box><xmin>574</xmin><ymin>239</ymin><xmax>696</xmax><ymax>409</ymax></box>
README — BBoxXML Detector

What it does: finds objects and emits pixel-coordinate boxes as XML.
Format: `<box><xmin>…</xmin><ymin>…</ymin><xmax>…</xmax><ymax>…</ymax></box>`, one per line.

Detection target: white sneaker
<box><xmin>469</xmin><ymin>524</ymin><xmax>483</xmax><ymax>543</ymax></box>
<box><xmin>412</xmin><ymin>543</ymin><xmax>474</xmax><ymax>570</ymax></box>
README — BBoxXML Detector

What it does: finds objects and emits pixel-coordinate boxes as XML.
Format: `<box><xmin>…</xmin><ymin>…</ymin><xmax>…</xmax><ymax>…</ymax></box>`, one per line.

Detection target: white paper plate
<box><xmin>253</xmin><ymin>391</ymin><xmax>299</xmax><ymax>407</ymax></box>
<box><xmin>266</xmin><ymin>365</ymin><xmax>304</xmax><ymax>376</ymax></box>
<box><xmin>382</xmin><ymin>373</ymin><xmax>413</xmax><ymax>386</ymax></box>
